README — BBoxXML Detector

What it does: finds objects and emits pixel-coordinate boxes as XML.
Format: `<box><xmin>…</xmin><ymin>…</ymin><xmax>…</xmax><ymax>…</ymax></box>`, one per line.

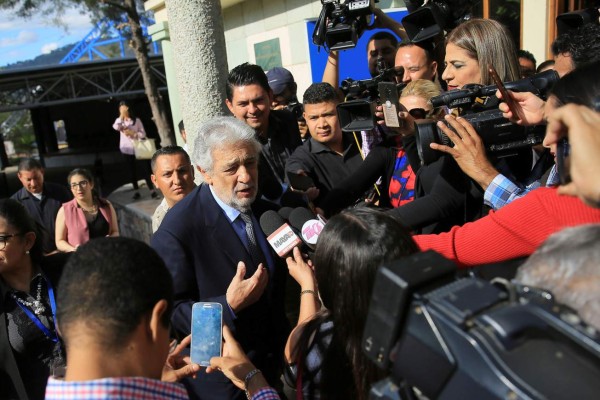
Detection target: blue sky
<box><xmin>0</xmin><ymin>7</ymin><xmax>94</xmax><ymax>67</ymax></box>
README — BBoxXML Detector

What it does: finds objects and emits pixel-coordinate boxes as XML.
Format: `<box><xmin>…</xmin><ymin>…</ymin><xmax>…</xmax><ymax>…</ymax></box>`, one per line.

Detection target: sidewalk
<box><xmin>107</xmin><ymin>182</ymin><xmax>162</xmax><ymax>244</ymax></box>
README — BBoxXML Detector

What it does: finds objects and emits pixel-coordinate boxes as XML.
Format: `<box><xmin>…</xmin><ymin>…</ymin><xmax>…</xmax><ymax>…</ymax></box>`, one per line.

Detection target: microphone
<box><xmin>288</xmin><ymin>207</ymin><xmax>325</xmax><ymax>249</ymax></box>
<box><xmin>259</xmin><ymin>210</ymin><xmax>302</xmax><ymax>258</ymax></box>
<box><xmin>278</xmin><ymin>207</ymin><xmax>294</xmax><ymax>221</ymax></box>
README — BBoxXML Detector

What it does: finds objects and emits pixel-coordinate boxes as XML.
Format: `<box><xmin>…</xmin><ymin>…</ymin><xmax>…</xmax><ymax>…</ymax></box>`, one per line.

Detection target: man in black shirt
<box><xmin>286</xmin><ymin>83</ymin><xmax>363</xmax><ymax>206</ymax></box>
<box><xmin>226</xmin><ymin>63</ymin><xmax>303</xmax><ymax>204</ymax></box>
<box><xmin>10</xmin><ymin>158</ymin><xmax>72</xmax><ymax>253</ymax></box>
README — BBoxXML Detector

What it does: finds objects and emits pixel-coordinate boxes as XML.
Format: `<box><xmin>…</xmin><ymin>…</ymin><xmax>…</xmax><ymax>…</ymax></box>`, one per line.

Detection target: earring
<box><xmin>25</xmin><ymin>250</ymin><xmax>30</xmax><ymax>255</ymax></box>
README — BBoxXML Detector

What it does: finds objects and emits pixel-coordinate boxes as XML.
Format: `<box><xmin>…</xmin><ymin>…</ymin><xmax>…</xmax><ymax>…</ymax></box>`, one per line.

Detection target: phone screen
<box><xmin>556</xmin><ymin>138</ymin><xmax>571</xmax><ymax>185</ymax></box>
<box><xmin>190</xmin><ymin>302</ymin><xmax>223</xmax><ymax>366</ymax></box>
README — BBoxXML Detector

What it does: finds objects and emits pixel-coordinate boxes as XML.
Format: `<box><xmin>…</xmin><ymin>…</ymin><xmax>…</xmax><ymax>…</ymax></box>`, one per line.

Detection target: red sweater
<box><xmin>414</xmin><ymin>187</ymin><xmax>600</xmax><ymax>268</ymax></box>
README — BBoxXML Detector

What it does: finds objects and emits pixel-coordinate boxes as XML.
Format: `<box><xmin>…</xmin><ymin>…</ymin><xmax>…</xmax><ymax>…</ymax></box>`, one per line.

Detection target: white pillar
<box><xmin>165</xmin><ymin>0</ymin><xmax>229</xmax><ymax>164</ymax></box>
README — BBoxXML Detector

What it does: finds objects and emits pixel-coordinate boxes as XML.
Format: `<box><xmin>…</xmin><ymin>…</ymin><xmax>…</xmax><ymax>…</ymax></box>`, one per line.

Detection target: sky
<box><xmin>0</xmin><ymin>7</ymin><xmax>95</xmax><ymax>67</ymax></box>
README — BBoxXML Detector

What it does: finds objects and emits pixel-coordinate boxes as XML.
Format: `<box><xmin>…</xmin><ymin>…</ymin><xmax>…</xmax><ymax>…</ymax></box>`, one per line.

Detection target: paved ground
<box><xmin>107</xmin><ymin>181</ymin><xmax>163</xmax><ymax>244</ymax></box>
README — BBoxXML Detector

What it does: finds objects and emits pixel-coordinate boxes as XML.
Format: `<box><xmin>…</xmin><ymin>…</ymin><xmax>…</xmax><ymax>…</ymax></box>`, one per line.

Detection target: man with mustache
<box><xmin>151</xmin><ymin>117</ymin><xmax>289</xmax><ymax>399</ymax></box>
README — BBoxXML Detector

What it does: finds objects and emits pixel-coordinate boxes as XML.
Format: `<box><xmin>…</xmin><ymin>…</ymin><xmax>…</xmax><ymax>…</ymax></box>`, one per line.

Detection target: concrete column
<box><xmin>165</xmin><ymin>0</ymin><xmax>229</xmax><ymax>163</ymax></box>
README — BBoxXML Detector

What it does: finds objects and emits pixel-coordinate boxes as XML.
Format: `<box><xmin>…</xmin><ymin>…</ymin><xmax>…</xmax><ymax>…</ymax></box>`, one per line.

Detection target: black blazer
<box><xmin>0</xmin><ymin>253</ymin><xmax>69</xmax><ymax>400</ymax></box>
<box><xmin>151</xmin><ymin>184</ymin><xmax>289</xmax><ymax>399</ymax></box>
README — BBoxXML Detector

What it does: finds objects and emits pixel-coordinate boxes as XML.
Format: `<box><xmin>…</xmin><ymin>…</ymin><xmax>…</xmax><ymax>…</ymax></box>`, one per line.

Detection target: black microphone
<box><xmin>288</xmin><ymin>207</ymin><xmax>325</xmax><ymax>250</ymax></box>
<box><xmin>278</xmin><ymin>207</ymin><xmax>294</xmax><ymax>221</ymax></box>
<box><xmin>259</xmin><ymin>210</ymin><xmax>302</xmax><ymax>258</ymax></box>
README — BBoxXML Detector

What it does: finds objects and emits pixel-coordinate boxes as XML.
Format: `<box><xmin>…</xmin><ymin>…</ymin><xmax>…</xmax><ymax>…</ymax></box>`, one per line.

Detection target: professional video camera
<box><xmin>556</xmin><ymin>5</ymin><xmax>600</xmax><ymax>36</ymax></box>
<box><xmin>285</xmin><ymin>101</ymin><xmax>304</xmax><ymax>121</ymax></box>
<box><xmin>363</xmin><ymin>251</ymin><xmax>600</xmax><ymax>399</ymax></box>
<box><xmin>414</xmin><ymin>69</ymin><xmax>559</xmax><ymax>165</ymax></box>
<box><xmin>336</xmin><ymin>57</ymin><xmax>404</xmax><ymax>132</ymax></box>
<box><xmin>402</xmin><ymin>0</ymin><xmax>477</xmax><ymax>42</ymax></box>
<box><xmin>313</xmin><ymin>0</ymin><xmax>376</xmax><ymax>51</ymax></box>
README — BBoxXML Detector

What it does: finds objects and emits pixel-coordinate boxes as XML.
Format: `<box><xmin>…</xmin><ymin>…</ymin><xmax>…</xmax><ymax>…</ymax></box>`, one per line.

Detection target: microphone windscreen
<box><xmin>288</xmin><ymin>207</ymin><xmax>316</xmax><ymax>231</ymax></box>
<box><xmin>259</xmin><ymin>210</ymin><xmax>286</xmax><ymax>236</ymax></box>
<box><xmin>278</xmin><ymin>207</ymin><xmax>294</xmax><ymax>221</ymax></box>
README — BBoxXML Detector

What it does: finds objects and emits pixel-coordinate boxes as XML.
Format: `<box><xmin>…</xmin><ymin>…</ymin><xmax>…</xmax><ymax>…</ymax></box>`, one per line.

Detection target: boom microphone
<box><xmin>259</xmin><ymin>210</ymin><xmax>302</xmax><ymax>258</ymax></box>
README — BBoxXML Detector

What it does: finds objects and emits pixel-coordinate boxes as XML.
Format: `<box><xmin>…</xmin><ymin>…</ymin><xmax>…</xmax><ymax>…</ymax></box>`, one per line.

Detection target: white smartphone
<box><xmin>190</xmin><ymin>302</ymin><xmax>223</xmax><ymax>366</ymax></box>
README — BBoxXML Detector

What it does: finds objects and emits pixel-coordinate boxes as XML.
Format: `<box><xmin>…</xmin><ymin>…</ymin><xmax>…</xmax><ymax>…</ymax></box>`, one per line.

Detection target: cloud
<box><xmin>41</xmin><ymin>42</ymin><xmax>59</xmax><ymax>54</ymax></box>
<box><xmin>0</xmin><ymin>30</ymin><xmax>38</xmax><ymax>48</ymax></box>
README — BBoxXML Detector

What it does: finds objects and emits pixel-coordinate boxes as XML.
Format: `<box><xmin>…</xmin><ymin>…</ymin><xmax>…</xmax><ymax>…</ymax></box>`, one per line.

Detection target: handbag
<box><xmin>132</xmin><ymin>138</ymin><xmax>156</xmax><ymax>160</ymax></box>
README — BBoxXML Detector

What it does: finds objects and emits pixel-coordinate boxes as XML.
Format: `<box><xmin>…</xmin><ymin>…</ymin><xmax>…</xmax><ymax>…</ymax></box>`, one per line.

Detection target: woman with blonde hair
<box><xmin>321</xmin><ymin>79</ymin><xmax>471</xmax><ymax>234</ymax></box>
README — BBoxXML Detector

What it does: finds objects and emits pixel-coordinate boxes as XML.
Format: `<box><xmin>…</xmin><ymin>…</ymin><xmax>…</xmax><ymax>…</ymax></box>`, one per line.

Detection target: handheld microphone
<box><xmin>259</xmin><ymin>210</ymin><xmax>302</xmax><ymax>258</ymax></box>
<box><xmin>288</xmin><ymin>207</ymin><xmax>326</xmax><ymax>249</ymax></box>
<box><xmin>278</xmin><ymin>207</ymin><xmax>294</xmax><ymax>221</ymax></box>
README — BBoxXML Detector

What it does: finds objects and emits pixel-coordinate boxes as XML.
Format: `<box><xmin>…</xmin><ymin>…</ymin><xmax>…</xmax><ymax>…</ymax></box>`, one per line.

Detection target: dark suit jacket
<box><xmin>151</xmin><ymin>184</ymin><xmax>289</xmax><ymax>400</ymax></box>
<box><xmin>0</xmin><ymin>253</ymin><xmax>69</xmax><ymax>400</ymax></box>
<box><xmin>11</xmin><ymin>183</ymin><xmax>72</xmax><ymax>253</ymax></box>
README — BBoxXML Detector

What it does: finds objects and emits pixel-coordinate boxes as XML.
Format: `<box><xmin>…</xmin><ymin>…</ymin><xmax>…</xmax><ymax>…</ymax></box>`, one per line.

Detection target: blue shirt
<box><xmin>484</xmin><ymin>165</ymin><xmax>559</xmax><ymax>210</ymax></box>
<box><xmin>208</xmin><ymin>186</ymin><xmax>276</xmax><ymax>318</ymax></box>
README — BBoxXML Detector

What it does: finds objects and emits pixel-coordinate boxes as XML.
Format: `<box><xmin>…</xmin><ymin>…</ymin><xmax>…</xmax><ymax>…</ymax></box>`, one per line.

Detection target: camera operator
<box><xmin>322</xmin><ymin>4</ymin><xmax>407</xmax><ymax>89</ymax></box>
<box><xmin>319</xmin><ymin>80</ymin><xmax>473</xmax><ymax>234</ymax></box>
<box><xmin>413</xmin><ymin>61</ymin><xmax>600</xmax><ymax>268</ymax></box>
<box><xmin>266</xmin><ymin>67</ymin><xmax>309</xmax><ymax>141</ymax></box>
<box><xmin>440</xmin><ymin>23</ymin><xmax>600</xmax><ymax>211</ymax></box>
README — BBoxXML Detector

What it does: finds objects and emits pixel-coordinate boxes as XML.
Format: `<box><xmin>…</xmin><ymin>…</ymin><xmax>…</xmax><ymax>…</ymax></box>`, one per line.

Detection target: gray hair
<box><xmin>515</xmin><ymin>224</ymin><xmax>600</xmax><ymax>330</ymax></box>
<box><xmin>192</xmin><ymin>116</ymin><xmax>262</xmax><ymax>172</ymax></box>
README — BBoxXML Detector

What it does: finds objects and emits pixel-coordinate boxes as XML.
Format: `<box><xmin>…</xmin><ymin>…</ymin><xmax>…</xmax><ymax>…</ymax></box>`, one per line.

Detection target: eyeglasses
<box><xmin>0</xmin><ymin>233</ymin><xmax>24</xmax><ymax>250</ymax></box>
<box><xmin>70</xmin><ymin>180</ymin><xmax>89</xmax><ymax>190</ymax></box>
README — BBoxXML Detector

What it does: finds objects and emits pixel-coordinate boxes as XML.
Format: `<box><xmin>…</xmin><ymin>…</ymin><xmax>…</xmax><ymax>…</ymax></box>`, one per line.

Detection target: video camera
<box><xmin>313</xmin><ymin>0</ymin><xmax>376</xmax><ymax>51</ymax></box>
<box><xmin>414</xmin><ymin>69</ymin><xmax>559</xmax><ymax>165</ymax></box>
<box><xmin>556</xmin><ymin>6</ymin><xmax>600</xmax><ymax>36</ymax></box>
<box><xmin>337</xmin><ymin>57</ymin><xmax>405</xmax><ymax>132</ymax></box>
<box><xmin>285</xmin><ymin>101</ymin><xmax>304</xmax><ymax>121</ymax></box>
<box><xmin>363</xmin><ymin>251</ymin><xmax>600</xmax><ymax>399</ymax></box>
<box><xmin>402</xmin><ymin>0</ymin><xmax>476</xmax><ymax>42</ymax></box>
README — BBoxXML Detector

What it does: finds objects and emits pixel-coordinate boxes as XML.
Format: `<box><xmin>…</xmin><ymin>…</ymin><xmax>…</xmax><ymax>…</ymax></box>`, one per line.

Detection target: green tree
<box><xmin>0</xmin><ymin>0</ymin><xmax>176</xmax><ymax>146</ymax></box>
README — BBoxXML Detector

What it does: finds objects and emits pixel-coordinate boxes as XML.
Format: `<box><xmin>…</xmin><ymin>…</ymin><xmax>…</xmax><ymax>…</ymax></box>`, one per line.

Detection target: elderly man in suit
<box><xmin>151</xmin><ymin>117</ymin><xmax>288</xmax><ymax>400</ymax></box>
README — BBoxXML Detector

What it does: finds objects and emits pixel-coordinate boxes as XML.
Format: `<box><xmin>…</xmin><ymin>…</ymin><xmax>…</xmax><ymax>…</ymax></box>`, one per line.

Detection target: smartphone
<box><xmin>287</xmin><ymin>171</ymin><xmax>315</xmax><ymax>191</ymax></box>
<box><xmin>190</xmin><ymin>302</ymin><xmax>223</xmax><ymax>366</ymax></box>
<box><xmin>556</xmin><ymin>138</ymin><xmax>571</xmax><ymax>185</ymax></box>
<box><xmin>378</xmin><ymin>82</ymin><xmax>402</xmax><ymax>128</ymax></box>
<box><xmin>489</xmin><ymin>64</ymin><xmax>525</xmax><ymax>122</ymax></box>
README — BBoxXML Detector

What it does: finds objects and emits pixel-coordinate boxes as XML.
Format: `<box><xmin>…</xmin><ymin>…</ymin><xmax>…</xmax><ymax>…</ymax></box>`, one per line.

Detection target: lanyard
<box><xmin>13</xmin><ymin>274</ymin><xmax>59</xmax><ymax>343</ymax></box>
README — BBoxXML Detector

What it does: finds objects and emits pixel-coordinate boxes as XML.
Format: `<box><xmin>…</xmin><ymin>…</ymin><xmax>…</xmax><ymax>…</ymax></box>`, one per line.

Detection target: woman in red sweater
<box><xmin>414</xmin><ymin>61</ymin><xmax>600</xmax><ymax>267</ymax></box>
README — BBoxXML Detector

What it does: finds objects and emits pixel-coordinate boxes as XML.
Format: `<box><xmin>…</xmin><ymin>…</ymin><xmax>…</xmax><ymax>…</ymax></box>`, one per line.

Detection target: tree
<box><xmin>0</xmin><ymin>0</ymin><xmax>176</xmax><ymax>146</ymax></box>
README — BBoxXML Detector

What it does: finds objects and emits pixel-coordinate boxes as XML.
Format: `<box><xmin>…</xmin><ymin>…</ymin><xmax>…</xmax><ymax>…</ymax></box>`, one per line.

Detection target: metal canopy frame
<box><xmin>0</xmin><ymin>56</ymin><xmax>167</xmax><ymax>113</ymax></box>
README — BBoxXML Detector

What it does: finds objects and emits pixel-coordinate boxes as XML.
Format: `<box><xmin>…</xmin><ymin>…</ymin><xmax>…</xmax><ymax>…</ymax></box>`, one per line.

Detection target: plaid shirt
<box><xmin>45</xmin><ymin>377</ymin><xmax>281</xmax><ymax>400</ymax></box>
<box><xmin>484</xmin><ymin>165</ymin><xmax>559</xmax><ymax>210</ymax></box>
<box><xmin>45</xmin><ymin>377</ymin><xmax>189</xmax><ymax>400</ymax></box>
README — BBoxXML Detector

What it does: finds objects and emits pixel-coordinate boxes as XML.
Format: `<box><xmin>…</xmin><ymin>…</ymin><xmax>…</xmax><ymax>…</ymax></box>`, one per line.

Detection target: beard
<box><xmin>227</xmin><ymin>184</ymin><xmax>257</xmax><ymax>212</ymax></box>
